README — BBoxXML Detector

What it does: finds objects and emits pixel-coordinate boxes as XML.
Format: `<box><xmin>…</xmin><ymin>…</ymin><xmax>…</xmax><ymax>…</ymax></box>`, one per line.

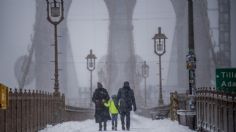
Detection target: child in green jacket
<box><xmin>104</xmin><ymin>95</ymin><xmax>119</xmax><ymax>130</ymax></box>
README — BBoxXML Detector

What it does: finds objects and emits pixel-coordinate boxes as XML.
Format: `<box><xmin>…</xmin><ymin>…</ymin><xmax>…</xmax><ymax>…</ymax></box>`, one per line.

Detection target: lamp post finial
<box><xmin>158</xmin><ymin>27</ymin><xmax>161</xmax><ymax>34</ymax></box>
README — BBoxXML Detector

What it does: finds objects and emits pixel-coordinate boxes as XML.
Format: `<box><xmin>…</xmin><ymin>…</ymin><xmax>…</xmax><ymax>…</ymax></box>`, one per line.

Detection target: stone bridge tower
<box><xmin>104</xmin><ymin>0</ymin><xmax>138</xmax><ymax>95</ymax></box>
<box><xmin>33</xmin><ymin>0</ymin><xmax>78</xmax><ymax>103</ymax></box>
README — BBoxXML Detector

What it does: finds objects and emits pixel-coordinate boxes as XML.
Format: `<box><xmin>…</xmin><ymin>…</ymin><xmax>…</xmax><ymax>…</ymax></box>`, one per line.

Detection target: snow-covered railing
<box><xmin>0</xmin><ymin>88</ymin><xmax>65</xmax><ymax>132</ymax></box>
<box><xmin>0</xmin><ymin>88</ymin><xmax>95</xmax><ymax>132</ymax></box>
<box><xmin>196</xmin><ymin>87</ymin><xmax>236</xmax><ymax>132</ymax></box>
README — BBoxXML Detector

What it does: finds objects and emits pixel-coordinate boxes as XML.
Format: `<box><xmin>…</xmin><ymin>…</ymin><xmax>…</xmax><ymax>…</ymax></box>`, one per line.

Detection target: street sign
<box><xmin>0</xmin><ymin>83</ymin><xmax>9</xmax><ymax>109</ymax></box>
<box><xmin>216</xmin><ymin>68</ymin><xmax>236</xmax><ymax>93</ymax></box>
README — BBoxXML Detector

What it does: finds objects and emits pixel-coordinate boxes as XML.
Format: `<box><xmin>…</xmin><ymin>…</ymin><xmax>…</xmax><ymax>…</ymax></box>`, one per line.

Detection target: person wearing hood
<box><xmin>117</xmin><ymin>81</ymin><xmax>136</xmax><ymax>131</ymax></box>
<box><xmin>92</xmin><ymin>82</ymin><xmax>111</xmax><ymax>131</ymax></box>
<box><xmin>104</xmin><ymin>95</ymin><xmax>119</xmax><ymax>130</ymax></box>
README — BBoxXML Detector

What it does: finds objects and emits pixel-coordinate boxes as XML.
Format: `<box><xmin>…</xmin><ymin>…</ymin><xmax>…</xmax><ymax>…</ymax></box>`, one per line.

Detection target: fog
<box><xmin>0</xmin><ymin>0</ymin><xmax>175</xmax><ymax>89</ymax></box>
<box><xmin>68</xmin><ymin>0</ymin><xmax>175</xmax><ymax>88</ymax></box>
<box><xmin>0</xmin><ymin>0</ymin><xmax>36</xmax><ymax>89</ymax></box>
<box><xmin>0</xmin><ymin>0</ymin><xmax>235</xmax><ymax>107</ymax></box>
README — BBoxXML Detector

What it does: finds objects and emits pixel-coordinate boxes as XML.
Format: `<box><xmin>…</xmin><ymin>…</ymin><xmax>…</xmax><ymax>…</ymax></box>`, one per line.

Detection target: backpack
<box><xmin>119</xmin><ymin>88</ymin><xmax>133</xmax><ymax>111</ymax></box>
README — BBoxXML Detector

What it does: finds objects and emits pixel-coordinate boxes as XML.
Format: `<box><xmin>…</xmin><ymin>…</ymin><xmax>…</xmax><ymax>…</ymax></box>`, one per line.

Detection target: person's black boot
<box><xmin>99</xmin><ymin>122</ymin><xmax>102</xmax><ymax>131</ymax></box>
<box><xmin>112</xmin><ymin>121</ymin><xmax>114</xmax><ymax>130</ymax></box>
<box><xmin>104</xmin><ymin>122</ymin><xmax>107</xmax><ymax>131</ymax></box>
<box><xmin>126</xmin><ymin>121</ymin><xmax>130</xmax><ymax>131</ymax></box>
<box><xmin>115</xmin><ymin>120</ymin><xmax>117</xmax><ymax>131</ymax></box>
<box><xmin>122</xmin><ymin>125</ymin><xmax>125</xmax><ymax>130</ymax></box>
<box><xmin>126</xmin><ymin>124</ymin><xmax>130</xmax><ymax>131</ymax></box>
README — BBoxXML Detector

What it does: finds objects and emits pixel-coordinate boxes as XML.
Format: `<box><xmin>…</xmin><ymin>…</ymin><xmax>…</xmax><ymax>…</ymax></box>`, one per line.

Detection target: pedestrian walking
<box><xmin>117</xmin><ymin>81</ymin><xmax>136</xmax><ymax>131</ymax></box>
<box><xmin>92</xmin><ymin>82</ymin><xmax>111</xmax><ymax>131</ymax></box>
<box><xmin>104</xmin><ymin>95</ymin><xmax>119</xmax><ymax>131</ymax></box>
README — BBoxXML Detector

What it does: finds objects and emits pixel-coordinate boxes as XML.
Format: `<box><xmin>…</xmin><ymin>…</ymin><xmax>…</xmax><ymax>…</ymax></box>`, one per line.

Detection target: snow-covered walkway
<box><xmin>39</xmin><ymin>113</ymin><xmax>195</xmax><ymax>132</ymax></box>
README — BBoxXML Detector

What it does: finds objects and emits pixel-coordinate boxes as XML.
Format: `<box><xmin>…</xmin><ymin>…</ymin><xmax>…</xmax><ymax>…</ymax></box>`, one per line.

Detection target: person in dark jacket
<box><xmin>117</xmin><ymin>81</ymin><xmax>136</xmax><ymax>131</ymax></box>
<box><xmin>92</xmin><ymin>82</ymin><xmax>111</xmax><ymax>131</ymax></box>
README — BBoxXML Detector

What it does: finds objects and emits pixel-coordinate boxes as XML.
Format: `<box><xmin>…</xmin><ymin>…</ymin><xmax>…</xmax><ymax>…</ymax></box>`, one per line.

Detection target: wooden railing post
<box><xmin>12</xmin><ymin>89</ymin><xmax>17</xmax><ymax>132</ymax></box>
<box><xmin>29</xmin><ymin>90</ymin><xmax>32</xmax><ymax>132</ymax></box>
<box><xmin>16</xmin><ymin>89</ymin><xmax>21</xmax><ymax>132</ymax></box>
<box><xmin>39</xmin><ymin>91</ymin><xmax>42</xmax><ymax>129</ymax></box>
<box><xmin>46</xmin><ymin>92</ymin><xmax>49</xmax><ymax>124</ymax></box>
<box><xmin>42</xmin><ymin>91</ymin><xmax>45</xmax><ymax>128</ymax></box>
<box><xmin>22</xmin><ymin>89</ymin><xmax>26</xmax><ymax>132</ymax></box>
<box><xmin>37</xmin><ymin>90</ymin><xmax>40</xmax><ymax>130</ymax></box>
<box><xmin>49</xmin><ymin>93</ymin><xmax>53</xmax><ymax>124</ymax></box>
<box><xmin>26</xmin><ymin>90</ymin><xmax>30</xmax><ymax>132</ymax></box>
<box><xmin>33</xmin><ymin>90</ymin><xmax>36</xmax><ymax>131</ymax></box>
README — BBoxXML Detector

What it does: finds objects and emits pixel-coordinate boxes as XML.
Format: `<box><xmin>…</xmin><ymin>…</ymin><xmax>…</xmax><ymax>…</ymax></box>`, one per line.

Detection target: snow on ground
<box><xmin>39</xmin><ymin>112</ymin><xmax>195</xmax><ymax>132</ymax></box>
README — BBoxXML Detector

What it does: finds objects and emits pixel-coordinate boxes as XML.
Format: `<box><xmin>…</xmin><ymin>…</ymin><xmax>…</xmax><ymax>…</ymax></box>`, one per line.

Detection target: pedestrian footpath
<box><xmin>39</xmin><ymin>112</ymin><xmax>195</xmax><ymax>132</ymax></box>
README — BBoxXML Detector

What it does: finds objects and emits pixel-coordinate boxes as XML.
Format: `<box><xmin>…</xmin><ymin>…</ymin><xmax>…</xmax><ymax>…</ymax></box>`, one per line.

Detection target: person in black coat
<box><xmin>92</xmin><ymin>82</ymin><xmax>111</xmax><ymax>131</ymax></box>
<box><xmin>117</xmin><ymin>81</ymin><xmax>136</xmax><ymax>131</ymax></box>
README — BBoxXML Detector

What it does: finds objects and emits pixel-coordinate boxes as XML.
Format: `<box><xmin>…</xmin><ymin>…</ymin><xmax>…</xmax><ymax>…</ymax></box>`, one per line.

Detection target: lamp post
<box><xmin>141</xmin><ymin>61</ymin><xmax>149</xmax><ymax>107</ymax></box>
<box><xmin>152</xmin><ymin>27</ymin><xmax>167</xmax><ymax>106</ymax></box>
<box><xmin>187</xmin><ymin>0</ymin><xmax>196</xmax><ymax>96</ymax></box>
<box><xmin>46</xmin><ymin>0</ymin><xmax>64</xmax><ymax>96</ymax></box>
<box><xmin>187</xmin><ymin>0</ymin><xmax>196</xmax><ymax>112</ymax></box>
<box><xmin>86</xmin><ymin>49</ymin><xmax>97</xmax><ymax>107</ymax></box>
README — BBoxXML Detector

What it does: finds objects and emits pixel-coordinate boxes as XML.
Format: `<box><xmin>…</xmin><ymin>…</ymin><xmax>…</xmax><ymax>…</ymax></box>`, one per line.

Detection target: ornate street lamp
<box><xmin>141</xmin><ymin>61</ymin><xmax>149</xmax><ymax>107</ymax></box>
<box><xmin>187</xmin><ymin>0</ymin><xmax>196</xmax><ymax>96</ymax></box>
<box><xmin>46</xmin><ymin>0</ymin><xmax>64</xmax><ymax>96</ymax></box>
<box><xmin>86</xmin><ymin>49</ymin><xmax>97</xmax><ymax>107</ymax></box>
<box><xmin>152</xmin><ymin>27</ymin><xmax>167</xmax><ymax>106</ymax></box>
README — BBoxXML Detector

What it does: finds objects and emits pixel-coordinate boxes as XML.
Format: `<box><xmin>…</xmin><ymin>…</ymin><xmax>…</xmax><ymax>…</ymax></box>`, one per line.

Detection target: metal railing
<box><xmin>0</xmin><ymin>88</ymin><xmax>94</xmax><ymax>132</ymax></box>
<box><xmin>196</xmin><ymin>87</ymin><xmax>236</xmax><ymax>132</ymax></box>
<box><xmin>0</xmin><ymin>88</ymin><xmax>65</xmax><ymax>132</ymax></box>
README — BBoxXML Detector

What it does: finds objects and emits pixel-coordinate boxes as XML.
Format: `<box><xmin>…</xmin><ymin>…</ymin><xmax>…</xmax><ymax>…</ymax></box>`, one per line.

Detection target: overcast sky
<box><xmin>0</xmin><ymin>0</ymin><xmax>235</xmax><ymax>89</ymax></box>
<box><xmin>0</xmin><ymin>0</ymin><xmax>175</xmax><ymax>88</ymax></box>
<box><xmin>0</xmin><ymin>0</ymin><xmax>36</xmax><ymax>88</ymax></box>
<box><xmin>68</xmin><ymin>0</ymin><xmax>175</xmax><ymax>87</ymax></box>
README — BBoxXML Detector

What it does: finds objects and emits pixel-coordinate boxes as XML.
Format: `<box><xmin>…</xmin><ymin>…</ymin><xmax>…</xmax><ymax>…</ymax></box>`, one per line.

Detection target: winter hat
<box><xmin>97</xmin><ymin>82</ymin><xmax>103</xmax><ymax>88</ymax></box>
<box><xmin>111</xmin><ymin>95</ymin><xmax>117</xmax><ymax>99</ymax></box>
<box><xmin>124</xmin><ymin>81</ymin><xmax>129</xmax><ymax>87</ymax></box>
